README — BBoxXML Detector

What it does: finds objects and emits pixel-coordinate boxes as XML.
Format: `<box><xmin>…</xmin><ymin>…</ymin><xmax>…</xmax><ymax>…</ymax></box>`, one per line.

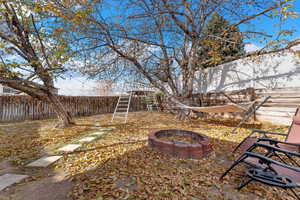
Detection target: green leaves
<box><xmin>272</xmin><ymin>1</ymin><xmax>299</xmax><ymax>20</ymax></box>
<box><xmin>199</xmin><ymin>13</ymin><xmax>245</xmax><ymax>69</ymax></box>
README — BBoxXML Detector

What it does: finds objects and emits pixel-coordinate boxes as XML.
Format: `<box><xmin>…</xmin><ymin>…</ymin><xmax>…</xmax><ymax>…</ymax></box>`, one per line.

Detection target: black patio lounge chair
<box><xmin>220</xmin><ymin>142</ymin><xmax>300</xmax><ymax>199</ymax></box>
<box><xmin>233</xmin><ymin>107</ymin><xmax>300</xmax><ymax>153</ymax></box>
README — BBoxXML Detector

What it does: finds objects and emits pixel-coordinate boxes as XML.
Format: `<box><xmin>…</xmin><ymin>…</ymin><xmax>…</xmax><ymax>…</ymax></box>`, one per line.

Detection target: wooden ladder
<box><xmin>111</xmin><ymin>92</ymin><xmax>133</xmax><ymax>123</ymax></box>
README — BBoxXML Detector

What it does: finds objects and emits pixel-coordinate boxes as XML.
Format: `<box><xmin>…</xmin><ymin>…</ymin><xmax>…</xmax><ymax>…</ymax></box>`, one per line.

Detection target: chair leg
<box><xmin>220</xmin><ymin>155</ymin><xmax>247</xmax><ymax>180</ymax></box>
<box><xmin>232</xmin><ymin>137</ymin><xmax>249</xmax><ymax>153</ymax></box>
<box><xmin>236</xmin><ymin>178</ymin><xmax>253</xmax><ymax>191</ymax></box>
<box><xmin>285</xmin><ymin>154</ymin><xmax>300</xmax><ymax>167</ymax></box>
<box><xmin>289</xmin><ymin>188</ymin><xmax>300</xmax><ymax>200</ymax></box>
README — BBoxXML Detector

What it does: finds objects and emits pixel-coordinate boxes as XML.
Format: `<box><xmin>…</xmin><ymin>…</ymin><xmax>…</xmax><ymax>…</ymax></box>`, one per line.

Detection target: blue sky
<box><xmin>43</xmin><ymin>1</ymin><xmax>300</xmax><ymax>95</ymax></box>
<box><xmin>1</xmin><ymin>1</ymin><xmax>299</xmax><ymax>95</ymax></box>
<box><xmin>241</xmin><ymin>0</ymin><xmax>300</xmax><ymax>49</ymax></box>
<box><xmin>57</xmin><ymin>1</ymin><xmax>300</xmax><ymax>95</ymax></box>
<box><xmin>101</xmin><ymin>0</ymin><xmax>300</xmax><ymax>47</ymax></box>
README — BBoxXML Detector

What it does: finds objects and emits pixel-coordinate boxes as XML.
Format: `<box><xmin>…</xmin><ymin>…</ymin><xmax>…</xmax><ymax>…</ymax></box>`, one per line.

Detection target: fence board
<box><xmin>1</xmin><ymin>87</ymin><xmax>299</xmax><ymax>126</ymax></box>
<box><xmin>256</xmin><ymin>115</ymin><xmax>292</xmax><ymax>126</ymax></box>
<box><xmin>256</xmin><ymin>110</ymin><xmax>292</xmax><ymax>117</ymax></box>
<box><xmin>256</xmin><ymin>98</ymin><xmax>300</xmax><ymax>103</ymax></box>
<box><xmin>254</xmin><ymin>87</ymin><xmax>299</xmax><ymax>125</ymax></box>
<box><xmin>258</xmin><ymin>106</ymin><xmax>296</xmax><ymax>113</ymax></box>
<box><xmin>188</xmin><ymin>87</ymin><xmax>298</xmax><ymax>125</ymax></box>
<box><xmin>0</xmin><ymin>95</ymin><xmax>147</xmax><ymax>122</ymax></box>
<box><xmin>256</xmin><ymin>87</ymin><xmax>300</xmax><ymax>93</ymax></box>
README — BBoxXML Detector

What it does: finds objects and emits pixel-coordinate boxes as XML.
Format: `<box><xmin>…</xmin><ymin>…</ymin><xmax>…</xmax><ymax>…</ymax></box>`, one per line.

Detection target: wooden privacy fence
<box><xmin>255</xmin><ymin>87</ymin><xmax>300</xmax><ymax>125</ymax></box>
<box><xmin>192</xmin><ymin>88</ymin><xmax>256</xmax><ymax>106</ymax></box>
<box><xmin>189</xmin><ymin>88</ymin><xmax>256</xmax><ymax>119</ymax></box>
<box><xmin>169</xmin><ymin>87</ymin><xmax>299</xmax><ymax>125</ymax></box>
<box><xmin>0</xmin><ymin>95</ymin><xmax>147</xmax><ymax>122</ymax></box>
<box><xmin>1</xmin><ymin>87</ymin><xmax>299</xmax><ymax>125</ymax></box>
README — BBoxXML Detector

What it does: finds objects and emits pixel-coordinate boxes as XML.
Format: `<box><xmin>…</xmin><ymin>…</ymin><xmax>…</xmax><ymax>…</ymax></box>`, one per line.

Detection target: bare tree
<box><xmin>0</xmin><ymin>1</ymin><xmax>74</xmax><ymax>127</ymax></box>
<box><xmin>49</xmin><ymin>0</ymin><xmax>299</xmax><ymax>118</ymax></box>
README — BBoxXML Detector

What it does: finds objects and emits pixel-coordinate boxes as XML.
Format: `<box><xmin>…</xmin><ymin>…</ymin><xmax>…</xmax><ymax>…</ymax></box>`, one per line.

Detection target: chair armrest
<box><xmin>232</xmin><ymin>129</ymin><xmax>287</xmax><ymax>154</ymax></box>
<box><xmin>250</xmin><ymin>142</ymin><xmax>300</xmax><ymax>157</ymax></box>
<box><xmin>245</xmin><ymin>152</ymin><xmax>300</xmax><ymax>173</ymax></box>
<box><xmin>251</xmin><ymin>129</ymin><xmax>287</xmax><ymax>137</ymax></box>
<box><xmin>257</xmin><ymin>137</ymin><xmax>300</xmax><ymax>148</ymax></box>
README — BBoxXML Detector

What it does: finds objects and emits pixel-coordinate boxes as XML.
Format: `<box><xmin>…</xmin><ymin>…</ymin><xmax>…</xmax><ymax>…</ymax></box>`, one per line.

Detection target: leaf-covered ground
<box><xmin>0</xmin><ymin>117</ymin><xmax>98</xmax><ymax>165</ymax></box>
<box><xmin>0</xmin><ymin>111</ymin><xmax>294</xmax><ymax>199</ymax></box>
<box><xmin>55</xmin><ymin>111</ymin><xmax>291</xmax><ymax>200</ymax></box>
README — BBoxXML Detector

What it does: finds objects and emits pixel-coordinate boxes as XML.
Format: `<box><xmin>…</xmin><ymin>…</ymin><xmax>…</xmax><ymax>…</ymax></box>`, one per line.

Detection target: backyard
<box><xmin>0</xmin><ymin>0</ymin><xmax>299</xmax><ymax>199</ymax></box>
<box><xmin>0</xmin><ymin>111</ymin><xmax>292</xmax><ymax>200</ymax></box>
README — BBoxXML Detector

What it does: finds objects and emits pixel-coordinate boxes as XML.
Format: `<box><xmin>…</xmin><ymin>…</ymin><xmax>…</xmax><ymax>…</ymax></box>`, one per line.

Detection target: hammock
<box><xmin>176</xmin><ymin>96</ymin><xmax>271</xmax><ymax>134</ymax></box>
<box><xmin>178</xmin><ymin>102</ymin><xmax>254</xmax><ymax>113</ymax></box>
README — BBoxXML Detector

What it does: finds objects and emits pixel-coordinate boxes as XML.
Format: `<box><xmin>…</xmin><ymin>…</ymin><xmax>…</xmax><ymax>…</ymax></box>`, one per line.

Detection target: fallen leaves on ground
<box><xmin>51</xmin><ymin>111</ymin><xmax>292</xmax><ymax>200</ymax></box>
<box><xmin>0</xmin><ymin>117</ymin><xmax>96</xmax><ymax>165</ymax></box>
<box><xmin>0</xmin><ymin>111</ymin><xmax>292</xmax><ymax>199</ymax></box>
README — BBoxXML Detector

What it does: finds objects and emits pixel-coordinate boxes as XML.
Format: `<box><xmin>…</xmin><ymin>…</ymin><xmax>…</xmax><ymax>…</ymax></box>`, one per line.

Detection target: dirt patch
<box><xmin>115</xmin><ymin>176</ymin><xmax>138</xmax><ymax>192</ymax></box>
<box><xmin>0</xmin><ymin>169</ymin><xmax>72</xmax><ymax>200</ymax></box>
<box><xmin>160</xmin><ymin>135</ymin><xmax>199</xmax><ymax>144</ymax></box>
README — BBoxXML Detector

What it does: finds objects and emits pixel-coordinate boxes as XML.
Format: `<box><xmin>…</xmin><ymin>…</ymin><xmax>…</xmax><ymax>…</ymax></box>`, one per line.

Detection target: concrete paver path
<box><xmin>0</xmin><ymin>174</ymin><xmax>28</xmax><ymax>191</ymax></box>
<box><xmin>26</xmin><ymin>156</ymin><xmax>63</xmax><ymax>167</ymax></box>
<box><xmin>58</xmin><ymin>144</ymin><xmax>81</xmax><ymax>152</ymax></box>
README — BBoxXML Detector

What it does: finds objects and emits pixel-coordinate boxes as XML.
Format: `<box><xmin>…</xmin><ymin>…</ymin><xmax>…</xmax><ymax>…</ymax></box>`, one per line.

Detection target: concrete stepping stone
<box><xmin>78</xmin><ymin>137</ymin><xmax>96</xmax><ymax>143</ymax></box>
<box><xmin>0</xmin><ymin>174</ymin><xmax>28</xmax><ymax>191</ymax></box>
<box><xmin>26</xmin><ymin>156</ymin><xmax>62</xmax><ymax>167</ymax></box>
<box><xmin>90</xmin><ymin>131</ymin><xmax>105</xmax><ymax>136</ymax></box>
<box><xmin>58</xmin><ymin>144</ymin><xmax>81</xmax><ymax>152</ymax></box>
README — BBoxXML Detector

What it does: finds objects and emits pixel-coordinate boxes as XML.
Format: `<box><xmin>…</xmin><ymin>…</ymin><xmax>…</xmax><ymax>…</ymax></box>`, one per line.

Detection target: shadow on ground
<box><xmin>66</xmin><ymin>136</ymin><xmax>292</xmax><ymax>200</ymax></box>
<box><xmin>0</xmin><ymin>111</ymin><xmax>291</xmax><ymax>200</ymax></box>
<box><xmin>202</xmin><ymin>117</ymin><xmax>263</xmax><ymax>130</ymax></box>
<box><xmin>0</xmin><ymin>117</ymin><xmax>99</xmax><ymax>200</ymax></box>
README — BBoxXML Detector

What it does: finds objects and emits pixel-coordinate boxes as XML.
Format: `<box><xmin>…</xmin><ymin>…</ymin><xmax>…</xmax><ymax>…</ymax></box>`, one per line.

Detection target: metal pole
<box><xmin>231</xmin><ymin>96</ymin><xmax>271</xmax><ymax>134</ymax></box>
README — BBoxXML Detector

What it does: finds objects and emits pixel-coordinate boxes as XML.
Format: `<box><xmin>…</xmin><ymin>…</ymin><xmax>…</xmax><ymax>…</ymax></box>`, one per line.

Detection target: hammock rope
<box><xmin>177</xmin><ymin>102</ymin><xmax>255</xmax><ymax>113</ymax></box>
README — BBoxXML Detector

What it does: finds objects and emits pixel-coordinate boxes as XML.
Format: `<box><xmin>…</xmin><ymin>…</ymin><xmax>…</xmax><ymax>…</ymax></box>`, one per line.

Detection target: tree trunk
<box><xmin>166</xmin><ymin>96</ymin><xmax>195</xmax><ymax>120</ymax></box>
<box><xmin>47</xmin><ymin>93</ymin><xmax>75</xmax><ymax>128</ymax></box>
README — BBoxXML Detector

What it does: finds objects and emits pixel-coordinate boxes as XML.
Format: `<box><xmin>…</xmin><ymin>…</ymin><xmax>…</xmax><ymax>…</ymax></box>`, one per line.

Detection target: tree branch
<box><xmin>31</xmin><ymin>14</ymin><xmax>52</xmax><ymax>70</ymax></box>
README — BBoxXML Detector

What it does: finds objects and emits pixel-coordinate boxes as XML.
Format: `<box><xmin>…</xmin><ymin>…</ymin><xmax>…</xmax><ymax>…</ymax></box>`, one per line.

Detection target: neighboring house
<box><xmin>0</xmin><ymin>84</ymin><xmax>59</xmax><ymax>95</ymax></box>
<box><xmin>0</xmin><ymin>84</ymin><xmax>21</xmax><ymax>95</ymax></box>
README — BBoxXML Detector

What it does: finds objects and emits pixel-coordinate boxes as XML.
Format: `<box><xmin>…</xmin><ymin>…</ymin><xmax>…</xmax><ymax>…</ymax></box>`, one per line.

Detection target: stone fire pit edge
<box><xmin>148</xmin><ymin>129</ymin><xmax>214</xmax><ymax>159</ymax></box>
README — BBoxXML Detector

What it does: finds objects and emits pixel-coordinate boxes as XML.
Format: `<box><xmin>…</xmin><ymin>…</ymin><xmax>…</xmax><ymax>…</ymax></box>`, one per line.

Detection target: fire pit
<box><xmin>148</xmin><ymin>129</ymin><xmax>213</xmax><ymax>159</ymax></box>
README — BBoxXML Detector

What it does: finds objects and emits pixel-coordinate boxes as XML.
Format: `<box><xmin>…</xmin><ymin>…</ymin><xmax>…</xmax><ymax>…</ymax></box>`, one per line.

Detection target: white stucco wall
<box><xmin>190</xmin><ymin>49</ymin><xmax>300</xmax><ymax>125</ymax></box>
<box><xmin>193</xmin><ymin>50</ymin><xmax>300</xmax><ymax>93</ymax></box>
